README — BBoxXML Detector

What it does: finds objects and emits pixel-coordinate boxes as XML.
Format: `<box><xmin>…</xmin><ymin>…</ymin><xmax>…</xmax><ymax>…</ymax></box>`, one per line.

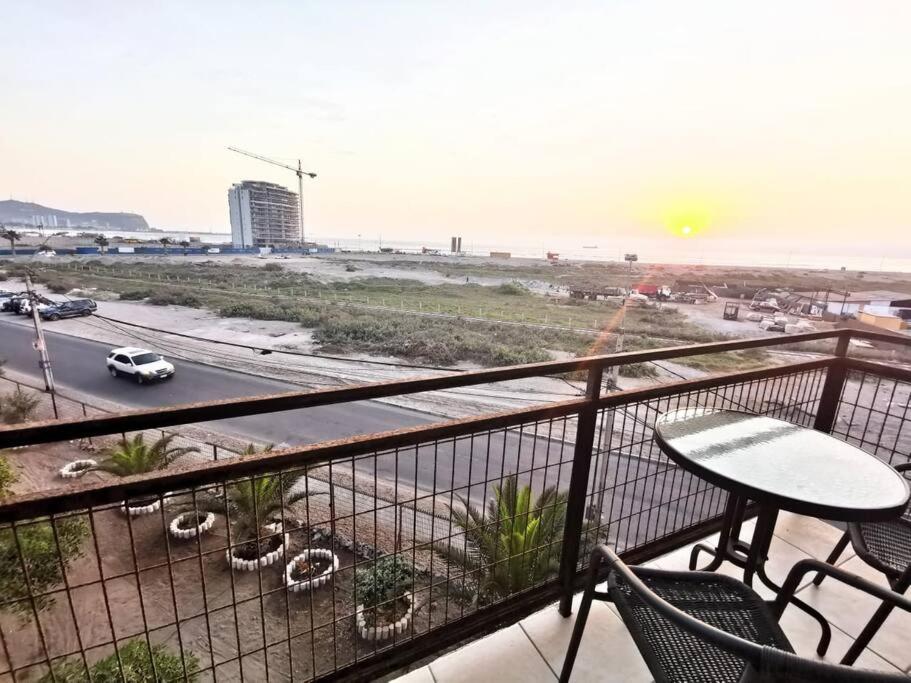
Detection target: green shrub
<box><xmin>44</xmin><ymin>277</ymin><xmax>78</xmax><ymax>294</ymax></box>
<box><xmin>2</xmin><ymin>388</ymin><xmax>41</xmax><ymax>424</ymax></box>
<box><xmin>355</xmin><ymin>555</ymin><xmax>413</xmax><ymax>608</ymax></box>
<box><xmin>147</xmin><ymin>290</ymin><xmax>201</xmax><ymax>307</ymax></box>
<box><xmin>40</xmin><ymin>639</ymin><xmax>199</xmax><ymax>682</ymax></box>
<box><xmin>0</xmin><ymin>454</ymin><xmax>16</xmax><ymax>496</ymax></box>
<box><xmin>118</xmin><ymin>288</ymin><xmax>156</xmax><ymax>300</ymax></box>
<box><xmin>496</xmin><ymin>282</ymin><xmax>527</xmax><ymax>296</ymax></box>
<box><xmin>1</xmin><ymin>517</ymin><xmax>87</xmax><ymax>615</ymax></box>
<box><xmin>263</xmin><ymin>263</ymin><xmax>283</xmax><ymax>272</ymax></box>
<box><xmin>619</xmin><ymin>362</ymin><xmax>659</xmax><ymax>378</ymax></box>
<box><xmin>315</xmin><ymin>312</ymin><xmax>560</xmax><ymax>366</ymax></box>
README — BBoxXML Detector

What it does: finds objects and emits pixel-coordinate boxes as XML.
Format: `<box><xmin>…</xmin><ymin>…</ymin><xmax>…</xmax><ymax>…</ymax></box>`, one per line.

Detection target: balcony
<box><xmin>0</xmin><ymin>329</ymin><xmax>908</xmax><ymax>681</ymax></box>
<box><xmin>398</xmin><ymin>511</ymin><xmax>909</xmax><ymax>681</ymax></box>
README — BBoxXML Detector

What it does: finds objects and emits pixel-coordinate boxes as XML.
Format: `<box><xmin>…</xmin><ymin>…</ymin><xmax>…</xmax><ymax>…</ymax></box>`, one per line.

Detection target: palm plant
<box><xmin>1</xmin><ymin>228</ymin><xmax>22</xmax><ymax>255</ymax></box>
<box><xmin>179</xmin><ymin>239</ymin><xmax>190</xmax><ymax>255</ymax></box>
<box><xmin>218</xmin><ymin>470</ymin><xmax>307</xmax><ymax>542</ymax></box>
<box><xmin>198</xmin><ymin>444</ymin><xmax>308</xmax><ymax>544</ymax></box>
<box><xmin>96</xmin><ymin>433</ymin><xmax>199</xmax><ymax>477</ymax></box>
<box><xmin>437</xmin><ymin>476</ymin><xmax>567</xmax><ymax>601</ymax></box>
<box><xmin>159</xmin><ymin>237</ymin><xmax>172</xmax><ymax>253</ymax></box>
<box><xmin>94</xmin><ymin>235</ymin><xmax>109</xmax><ymax>253</ymax></box>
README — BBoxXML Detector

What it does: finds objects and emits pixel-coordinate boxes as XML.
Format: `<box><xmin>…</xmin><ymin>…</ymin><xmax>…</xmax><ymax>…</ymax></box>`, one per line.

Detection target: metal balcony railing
<box><xmin>0</xmin><ymin>329</ymin><xmax>908</xmax><ymax>682</ymax></box>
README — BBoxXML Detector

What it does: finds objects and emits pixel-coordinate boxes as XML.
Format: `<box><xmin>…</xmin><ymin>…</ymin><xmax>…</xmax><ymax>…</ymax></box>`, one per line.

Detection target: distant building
<box><xmin>227</xmin><ymin>181</ymin><xmax>300</xmax><ymax>248</ymax></box>
<box><xmin>823</xmin><ymin>290</ymin><xmax>911</xmax><ymax>319</ymax></box>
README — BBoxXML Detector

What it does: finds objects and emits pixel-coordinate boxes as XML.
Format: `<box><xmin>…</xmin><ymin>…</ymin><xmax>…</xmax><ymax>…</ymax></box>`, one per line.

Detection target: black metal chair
<box><xmin>813</xmin><ymin>462</ymin><xmax>911</xmax><ymax>665</ymax></box>
<box><xmin>560</xmin><ymin>545</ymin><xmax>911</xmax><ymax>682</ymax></box>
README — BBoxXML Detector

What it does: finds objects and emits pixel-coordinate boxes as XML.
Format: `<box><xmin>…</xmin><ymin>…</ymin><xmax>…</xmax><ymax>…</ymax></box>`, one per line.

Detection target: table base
<box><xmin>689</xmin><ymin>494</ymin><xmax>833</xmax><ymax>656</ymax></box>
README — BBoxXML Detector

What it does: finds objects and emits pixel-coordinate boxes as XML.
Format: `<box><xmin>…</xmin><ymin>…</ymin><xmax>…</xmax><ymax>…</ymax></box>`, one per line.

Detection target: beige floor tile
<box><xmin>429</xmin><ymin>623</ymin><xmax>555</xmax><ymax>683</ymax></box>
<box><xmin>521</xmin><ymin>600</ymin><xmax>651</xmax><ymax>682</ymax></box>
<box><xmin>772</xmin><ymin>512</ymin><xmax>855</xmax><ymax>563</ymax></box>
<box><xmin>391</xmin><ymin>666</ymin><xmax>436</xmax><ymax>683</ymax></box>
<box><xmin>649</xmin><ymin>529</ymin><xmax>810</xmax><ymax>601</ymax></box>
<box><xmin>794</xmin><ymin>555</ymin><xmax>911</xmax><ymax>671</ymax></box>
<box><xmin>777</xmin><ymin>604</ymin><xmax>903</xmax><ymax>674</ymax></box>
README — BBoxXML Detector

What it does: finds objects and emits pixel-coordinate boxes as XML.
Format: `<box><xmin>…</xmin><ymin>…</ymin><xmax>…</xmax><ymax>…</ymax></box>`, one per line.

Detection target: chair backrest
<box><xmin>604</xmin><ymin>549</ymin><xmax>906</xmax><ymax>682</ymax></box>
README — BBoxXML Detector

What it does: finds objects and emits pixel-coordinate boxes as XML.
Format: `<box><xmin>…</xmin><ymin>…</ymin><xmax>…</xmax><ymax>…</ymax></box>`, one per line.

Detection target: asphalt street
<box><xmin>0</xmin><ymin>317</ymin><xmax>703</xmax><ymax>545</ymax></box>
<box><xmin>0</xmin><ymin>318</ymin><xmax>569</xmax><ymax>495</ymax></box>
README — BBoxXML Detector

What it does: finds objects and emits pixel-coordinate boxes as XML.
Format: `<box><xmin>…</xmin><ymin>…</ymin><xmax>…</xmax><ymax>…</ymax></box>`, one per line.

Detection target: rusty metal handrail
<box><xmin>0</xmin><ymin>329</ymin><xmax>866</xmax><ymax>449</ymax></box>
<box><xmin>0</xmin><ymin>357</ymin><xmax>837</xmax><ymax>523</ymax></box>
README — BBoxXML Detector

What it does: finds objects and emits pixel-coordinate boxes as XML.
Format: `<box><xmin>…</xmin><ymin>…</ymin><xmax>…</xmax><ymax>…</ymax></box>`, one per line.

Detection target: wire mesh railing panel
<box><xmin>6</xmin><ymin>340</ymin><xmax>911</xmax><ymax>681</ymax></box>
<box><xmin>0</xmin><ymin>412</ymin><xmax>577</xmax><ymax>682</ymax></box>
<box><xmin>831</xmin><ymin>369</ymin><xmax>911</xmax><ymax>467</ymax></box>
<box><xmin>579</xmin><ymin>366</ymin><xmax>828</xmax><ymax>566</ymax></box>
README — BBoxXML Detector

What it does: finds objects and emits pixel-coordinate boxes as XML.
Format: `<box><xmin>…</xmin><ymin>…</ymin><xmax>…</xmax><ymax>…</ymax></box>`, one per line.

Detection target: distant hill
<box><xmin>0</xmin><ymin>199</ymin><xmax>150</xmax><ymax>231</ymax></box>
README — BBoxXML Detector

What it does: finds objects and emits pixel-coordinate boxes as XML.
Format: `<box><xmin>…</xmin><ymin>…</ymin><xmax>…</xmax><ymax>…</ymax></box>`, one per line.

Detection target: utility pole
<box><xmin>613</xmin><ymin>253</ymin><xmax>638</xmax><ymax>388</ymax></box>
<box><xmin>25</xmin><ymin>275</ymin><xmax>58</xmax><ymax>418</ymax></box>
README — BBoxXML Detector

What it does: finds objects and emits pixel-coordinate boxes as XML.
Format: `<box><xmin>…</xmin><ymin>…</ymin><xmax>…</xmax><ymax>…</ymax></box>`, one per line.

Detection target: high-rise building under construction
<box><xmin>227</xmin><ymin>180</ymin><xmax>300</xmax><ymax>248</ymax></box>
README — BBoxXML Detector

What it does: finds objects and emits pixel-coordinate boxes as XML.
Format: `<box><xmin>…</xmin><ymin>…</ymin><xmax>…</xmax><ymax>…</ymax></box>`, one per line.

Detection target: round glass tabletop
<box><xmin>654</xmin><ymin>408</ymin><xmax>910</xmax><ymax>521</ymax></box>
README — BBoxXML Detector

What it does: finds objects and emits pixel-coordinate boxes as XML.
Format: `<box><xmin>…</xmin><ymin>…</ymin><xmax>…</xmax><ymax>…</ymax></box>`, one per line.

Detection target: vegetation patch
<box><xmin>40</xmin><ymin>639</ymin><xmax>199</xmax><ymax>683</ymax></box>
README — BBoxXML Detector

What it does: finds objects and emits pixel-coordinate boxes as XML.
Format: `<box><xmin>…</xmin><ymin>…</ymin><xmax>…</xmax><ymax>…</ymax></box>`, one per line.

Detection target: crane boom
<box><xmin>228</xmin><ymin>146</ymin><xmax>317</xmax><ymax>247</ymax></box>
<box><xmin>228</xmin><ymin>146</ymin><xmax>296</xmax><ymax>174</ymax></box>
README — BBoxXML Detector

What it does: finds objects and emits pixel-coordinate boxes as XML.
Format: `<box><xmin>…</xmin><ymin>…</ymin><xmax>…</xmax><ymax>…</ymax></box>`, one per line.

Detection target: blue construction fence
<box><xmin>0</xmin><ymin>246</ymin><xmax>335</xmax><ymax>257</ymax></box>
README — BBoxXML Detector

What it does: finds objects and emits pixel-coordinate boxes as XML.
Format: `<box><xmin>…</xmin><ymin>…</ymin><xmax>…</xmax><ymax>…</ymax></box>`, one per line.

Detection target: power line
<box><xmin>86</xmin><ymin>316</ymin><xmax>584</xmax><ymax>403</ymax></box>
<box><xmin>94</xmin><ymin>314</ymin><xmax>460</xmax><ymax>372</ymax></box>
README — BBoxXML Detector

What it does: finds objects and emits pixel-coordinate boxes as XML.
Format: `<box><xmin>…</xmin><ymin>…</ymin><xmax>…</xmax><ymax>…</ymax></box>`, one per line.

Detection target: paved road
<box><xmin>0</xmin><ymin>317</ymin><xmax>715</xmax><ymax>549</ymax></box>
<box><xmin>0</xmin><ymin>319</ymin><xmax>568</xmax><ymax>497</ymax></box>
<box><xmin>0</xmin><ymin>318</ymin><xmax>432</xmax><ymax>444</ymax></box>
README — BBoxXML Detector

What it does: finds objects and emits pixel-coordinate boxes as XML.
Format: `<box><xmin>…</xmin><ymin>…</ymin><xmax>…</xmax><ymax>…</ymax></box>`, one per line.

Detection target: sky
<box><xmin>2</xmin><ymin>1</ymin><xmax>910</xmax><ymax>260</ymax></box>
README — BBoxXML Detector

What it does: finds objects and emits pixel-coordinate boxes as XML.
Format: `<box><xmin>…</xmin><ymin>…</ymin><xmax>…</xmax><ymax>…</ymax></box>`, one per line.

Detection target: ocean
<box><xmin>78</xmin><ymin>229</ymin><xmax>911</xmax><ymax>273</ymax></box>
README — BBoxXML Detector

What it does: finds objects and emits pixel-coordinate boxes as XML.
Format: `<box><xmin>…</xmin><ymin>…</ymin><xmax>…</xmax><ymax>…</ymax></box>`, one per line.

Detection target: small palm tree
<box><xmin>94</xmin><ymin>235</ymin><xmax>109</xmax><ymax>254</ymax></box>
<box><xmin>96</xmin><ymin>434</ymin><xmax>199</xmax><ymax>477</ymax></box>
<box><xmin>219</xmin><ymin>471</ymin><xmax>308</xmax><ymax>542</ymax></box>
<box><xmin>198</xmin><ymin>444</ymin><xmax>323</xmax><ymax>544</ymax></box>
<box><xmin>179</xmin><ymin>240</ymin><xmax>190</xmax><ymax>255</ymax></box>
<box><xmin>436</xmin><ymin>476</ymin><xmax>567</xmax><ymax>601</ymax></box>
<box><xmin>159</xmin><ymin>237</ymin><xmax>172</xmax><ymax>253</ymax></box>
<box><xmin>1</xmin><ymin>228</ymin><xmax>22</xmax><ymax>255</ymax></box>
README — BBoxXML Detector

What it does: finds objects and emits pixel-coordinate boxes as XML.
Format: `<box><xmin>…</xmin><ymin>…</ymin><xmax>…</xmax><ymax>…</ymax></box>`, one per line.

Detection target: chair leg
<box><xmin>840</xmin><ymin>599</ymin><xmax>895</xmax><ymax>665</ymax></box>
<box><xmin>840</xmin><ymin>573</ymin><xmax>910</xmax><ymax>666</ymax></box>
<box><xmin>559</xmin><ymin>559</ymin><xmax>600</xmax><ymax>683</ymax></box>
<box><xmin>813</xmin><ymin>532</ymin><xmax>849</xmax><ymax>587</ymax></box>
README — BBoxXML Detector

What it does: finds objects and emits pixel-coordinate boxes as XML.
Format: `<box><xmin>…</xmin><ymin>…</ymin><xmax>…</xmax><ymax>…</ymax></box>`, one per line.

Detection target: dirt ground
<box><xmin>0</xmin><ymin>497</ymin><xmax>468</xmax><ymax>682</ymax></box>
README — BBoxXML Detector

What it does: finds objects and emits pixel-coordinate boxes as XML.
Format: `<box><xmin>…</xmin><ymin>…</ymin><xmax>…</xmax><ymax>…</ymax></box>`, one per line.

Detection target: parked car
<box><xmin>7</xmin><ymin>295</ymin><xmax>30</xmax><ymax>314</ymax></box>
<box><xmin>18</xmin><ymin>295</ymin><xmax>58</xmax><ymax>316</ymax></box>
<box><xmin>40</xmin><ymin>299</ymin><xmax>97</xmax><ymax>321</ymax></box>
<box><xmin>0</xmin><ymin>292</ymin><xmax>15</xmax><ymax>311</ymax></box>
<box><xmin>106</xmin><ymin>347</ymin><xmax>175</xmax><ymax>384</ymax></box>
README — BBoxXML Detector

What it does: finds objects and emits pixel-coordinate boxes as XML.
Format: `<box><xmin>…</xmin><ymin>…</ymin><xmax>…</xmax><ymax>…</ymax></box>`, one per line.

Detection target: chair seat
<box><xmin>609</xmin><ymin>566</ymin><xmax>794</xmax><ymax>683</ymax></box>
<box><xmin>857</xmin><ymin>520</ymin><xmax>911</xmax><ymax>578</ymax></box>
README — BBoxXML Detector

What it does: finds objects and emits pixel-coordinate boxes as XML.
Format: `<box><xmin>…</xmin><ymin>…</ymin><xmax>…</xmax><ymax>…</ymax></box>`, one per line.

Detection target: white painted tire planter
<box><xmin>169</xmin><ymin>511</ymin><xmax>216</xmax><ymax>540</ymax></box>
<box><xmin>120</xmin><ymin>492</ymin><xmax>172</xmax><ymax>517</ymax></box>
<box><xmin>356</xmin><ymin>592</ymin><xmax>413</xmax><ymax>642</ymax></box>
<box><xmin>59</xmin><ymin>459</ymin><xmax>97</xmax><ymax>479</ymax></box>
<box><xmin>226</xmin><ymin>523</ymin><xmax>289</xmax><ymax>572</ymax></box>
<box><xmin>284</xmin><ymin>549</ymin><xmax>339</xmax><ymax>593</ymax></box>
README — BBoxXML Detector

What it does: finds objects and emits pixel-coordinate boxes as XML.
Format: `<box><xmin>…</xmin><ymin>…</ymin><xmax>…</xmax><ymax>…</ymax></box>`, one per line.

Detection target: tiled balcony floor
<box><xmin>393</xmin><ymin>512</ymin><xmax>910</xmax><ymax>681</ymax></box>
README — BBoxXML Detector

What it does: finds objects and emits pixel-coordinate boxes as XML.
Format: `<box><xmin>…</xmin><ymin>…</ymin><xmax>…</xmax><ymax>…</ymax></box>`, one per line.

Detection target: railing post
<box><xmin>813</xmin><ymin>332</ymin><xmax>851</xmax><ymax>434</ymax></box>
<box><xmin>558</xmin><ymin>364</ymin><xmax>603</xmax><ymax>617</ymax></box>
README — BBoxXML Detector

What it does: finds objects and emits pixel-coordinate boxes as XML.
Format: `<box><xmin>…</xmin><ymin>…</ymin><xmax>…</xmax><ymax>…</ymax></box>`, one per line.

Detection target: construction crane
<box><xmin>227</xmin><ymin>146</ymin><xmax>317</xmax><ymax>247</ymax></box>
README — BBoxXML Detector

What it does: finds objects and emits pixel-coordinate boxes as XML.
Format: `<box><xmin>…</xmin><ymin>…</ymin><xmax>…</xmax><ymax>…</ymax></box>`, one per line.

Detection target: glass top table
<box><xmin>654</xmin><ymin>408</ymin><xmax>910</xmax><ymax>656</ymax></box>
<box><xmin>655</xmin><ymin>408</ymin><xmax>909</xmax><ymax>522</ymax></box>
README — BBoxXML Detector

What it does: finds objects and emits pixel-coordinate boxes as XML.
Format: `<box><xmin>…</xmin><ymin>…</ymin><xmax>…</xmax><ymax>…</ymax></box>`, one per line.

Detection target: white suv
<box><xmin>106</xmin><ymin>347</ymin><xmax>175</xmax><ymax>384</ymax></box>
